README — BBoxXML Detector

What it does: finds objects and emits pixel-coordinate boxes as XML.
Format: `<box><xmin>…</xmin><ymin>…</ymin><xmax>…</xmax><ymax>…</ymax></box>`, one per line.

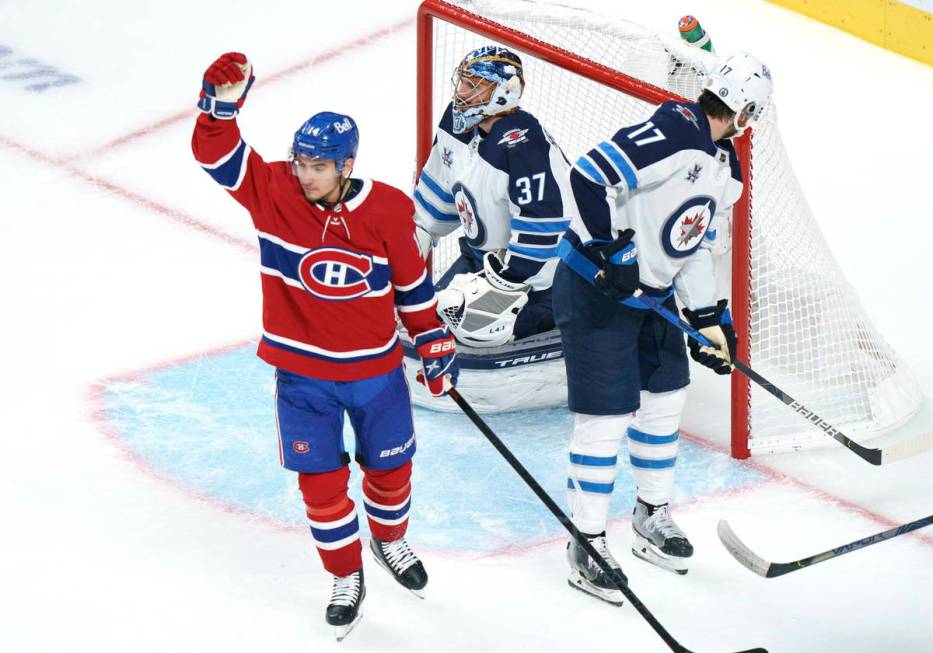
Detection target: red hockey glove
<box><xmin>197</xmin><ymin>52</ymin><xmax>254</xmax><ymax>120</ymax></box>
<box><xmin>414</xmin><ymin>326</ymin><xmax>459</xmax><ymax>397</ymax></box>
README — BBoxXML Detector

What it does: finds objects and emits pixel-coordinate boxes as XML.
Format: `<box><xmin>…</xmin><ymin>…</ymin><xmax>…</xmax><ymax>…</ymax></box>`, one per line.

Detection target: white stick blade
<box><xmin>881</xmin><ymin>429</ymin><xmax>933</xmax><ymax>464</ymax></box>
<box><xmin>717</xmin><ymin>520</ymin><xmax>772</xmax><ymax>577</ymax></box>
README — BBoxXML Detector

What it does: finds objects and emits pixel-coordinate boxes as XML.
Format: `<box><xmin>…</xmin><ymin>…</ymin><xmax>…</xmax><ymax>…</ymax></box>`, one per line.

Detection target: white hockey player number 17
<box><xmin>515</xmin><ymin>173</ymin><xmax>546</xmax><ymax>205</ymax></box>
<box><xmin>628</xmin><ymin>121</ymin><xmax>666</xmax><ymax>147</ymax></box>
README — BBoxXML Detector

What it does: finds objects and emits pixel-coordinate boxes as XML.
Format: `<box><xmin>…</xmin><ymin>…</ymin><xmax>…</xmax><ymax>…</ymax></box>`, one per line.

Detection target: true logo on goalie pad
<box><xmin>297</xmin><ymin>247</ymin><xmax>374</xmax><ymax>300</ymax></box>
<box><xmin>661</xmin><ymin>196</ymin><xmax>716</xmax><ymax>258</ymax></box>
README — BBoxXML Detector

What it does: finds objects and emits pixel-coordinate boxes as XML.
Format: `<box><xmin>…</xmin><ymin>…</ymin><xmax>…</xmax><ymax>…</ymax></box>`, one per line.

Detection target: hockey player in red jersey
<box><xmin>192</xmin><ymin>52</ymin><xmax>458</xmax><ymax>641</ymax></box>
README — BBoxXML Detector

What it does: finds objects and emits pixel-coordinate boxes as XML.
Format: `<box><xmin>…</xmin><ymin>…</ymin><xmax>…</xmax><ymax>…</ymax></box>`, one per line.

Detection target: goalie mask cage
<box><xmin>416</xmin><ymin>0</ymin><xmax>922</xmax><ymax>458</ymax></box>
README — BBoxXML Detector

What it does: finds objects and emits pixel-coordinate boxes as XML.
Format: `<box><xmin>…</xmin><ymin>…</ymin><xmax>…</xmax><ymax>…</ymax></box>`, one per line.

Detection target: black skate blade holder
<box><xmin>448</xmin><ymin>388</ymin><xmax>768</xmax><ymax>653</ymax></box>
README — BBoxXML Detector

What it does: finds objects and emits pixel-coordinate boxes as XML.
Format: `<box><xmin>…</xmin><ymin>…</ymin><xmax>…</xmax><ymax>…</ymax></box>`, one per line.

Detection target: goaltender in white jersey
<box><xmin>414</xmin><ymin>46</ymin><xmax>573</xmax><ymax>347</ymax></box>
<box><xmin>554</xmin><ymin>52</ymin><xmax>774</xmax><ymax>601</ymax></box>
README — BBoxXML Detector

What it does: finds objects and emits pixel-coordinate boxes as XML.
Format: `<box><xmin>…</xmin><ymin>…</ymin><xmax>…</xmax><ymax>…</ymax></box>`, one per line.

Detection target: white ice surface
<box><xmin>1</xmin><ymin>1</ymin><xmax>931</xmax><ymax>652</ymax></box>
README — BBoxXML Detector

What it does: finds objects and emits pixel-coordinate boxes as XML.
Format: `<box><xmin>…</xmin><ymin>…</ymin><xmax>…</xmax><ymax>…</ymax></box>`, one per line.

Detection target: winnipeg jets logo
<box><xmin>661</xmin><ymin>196</ymin><xmax>716</xmax><ymax>258</ymax></box>
<box><xmin>451</xmin><ymin>182</ymin><xmax>487</xmax><ymax>247</ymax></box>
<box><xmin>441</xmin><ymin>146</ymin><xmax>454</xmax><ymax>168</ymax></box>
<box><xmin>297</xmin><ymin>247</ymin><xmax>374</xmax><ymax>300</ymax></box>
<box><xmin>456</xmin><ymin>197</ymin><xmax>474</xmax><ymax>231</ymax></box>
<box><xmin>677</xmin><ymin>212</ymin><xmax>706</xmax><ymax>247</ymax></box>
<box><xmin>497</xmin><ymin>128</ymin><xmax>529</xmax><ymax>147</ymax></box>
<box><xmin>686</xmin><ymin>164</ymin><xmax>702</xmax><ymax>183</ymax></box>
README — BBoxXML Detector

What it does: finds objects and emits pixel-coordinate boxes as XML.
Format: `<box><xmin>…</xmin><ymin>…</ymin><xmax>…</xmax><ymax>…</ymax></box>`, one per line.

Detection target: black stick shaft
<box><xmin>767</xmin><ymin>515</ymin><xmax>933</xmax><ymax>578</ymax></box>
<box><xmin>448</xmin><ymin>388</ymin><xmax>767</xmax><ymax>653</ymax></box>
<box><xmin>642</xmin><ymin>298</ymin><xmax>882</xmax><ymax>465</ymax></box>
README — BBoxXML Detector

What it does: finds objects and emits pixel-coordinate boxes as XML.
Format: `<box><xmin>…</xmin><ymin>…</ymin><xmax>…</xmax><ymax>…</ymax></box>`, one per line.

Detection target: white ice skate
<box><xmin>632</xmin><ymin>499</ymin><xmax>694</xmax><ymax>575</ymax></box>
<box><xmin>566</xmin><ymin>533</ymin><xmax>627</xmax><ymax>606</ymax></box>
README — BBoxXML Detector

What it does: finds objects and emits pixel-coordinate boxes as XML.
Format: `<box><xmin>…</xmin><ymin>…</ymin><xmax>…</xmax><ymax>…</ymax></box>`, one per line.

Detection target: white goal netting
<box><xmin>421</xmin><ymin>0</ymin><xmax>922</xmax><ymax>455</ymax></box>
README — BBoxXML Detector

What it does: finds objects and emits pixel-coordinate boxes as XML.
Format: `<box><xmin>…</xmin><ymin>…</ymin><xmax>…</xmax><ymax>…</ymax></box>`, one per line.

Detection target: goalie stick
<box><xmin>633</xmin><ymin>293</ymin><xmax>933</xmax><ymax>466</ymax></box>
<box><xmin>717</xmin><ymin>515</ymin><xmax>933</xmax><ymax>578</ymax></box>
<box><xmin>449</xmin><ymin>387</ymin><xmax>768</xmax><ymax>653</ymax></box>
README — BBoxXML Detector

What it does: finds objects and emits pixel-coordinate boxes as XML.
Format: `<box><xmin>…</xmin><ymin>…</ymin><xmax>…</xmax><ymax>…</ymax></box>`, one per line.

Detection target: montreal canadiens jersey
<box><xmin>414</xmin><ymin>103</ymin><xmax>572</xmax><ymax>291</ymax></box>
<box><xmin>192</xmin><ymin>113</ymin><xmax>440</xmax><ymax>381</ymax></box>
<box><xmin>567</xmin><ymin>101</ymin><xmax>743</xmax><ymax>310</ymax></box>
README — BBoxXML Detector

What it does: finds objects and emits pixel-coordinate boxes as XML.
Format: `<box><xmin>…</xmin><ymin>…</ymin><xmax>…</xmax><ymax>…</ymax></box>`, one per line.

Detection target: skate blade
<box><xmin>567</xmin><ymin>571</ymin><xmax>624</xmax><ymax>607</ymax></box>
<box><xmin>334</xmin><ymin>611</ymin><xmax>363</xmax><ymax>642</ymax></box>
<box><xmin>632</xmin><ymin>534</ymin><xmax>689</xmax><ymax>575</ymax></box>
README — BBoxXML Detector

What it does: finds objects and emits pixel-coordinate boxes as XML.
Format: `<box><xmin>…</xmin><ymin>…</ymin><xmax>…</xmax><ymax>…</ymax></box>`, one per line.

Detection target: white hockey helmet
<box><xmin>436</xmin><ymin>268</ymin><xmax>528</xmax><ymax>348</ymax></box>
<box><xmin>703</xmin><ymin>51</ymin><xmax>773</xmax><ymax>133</ymax></box>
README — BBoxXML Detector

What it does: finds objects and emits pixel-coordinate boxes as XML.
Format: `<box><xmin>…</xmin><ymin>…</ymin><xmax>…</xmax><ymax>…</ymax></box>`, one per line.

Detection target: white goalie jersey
<box><xmin>567</xmin><ymin>101</ymin><xmax>742</xmax><ymax>310</ymax></box>
<box><xmin>414</xmin><ymin>103</ymin><xmax>572</xmax><ymax>291</ymax></box>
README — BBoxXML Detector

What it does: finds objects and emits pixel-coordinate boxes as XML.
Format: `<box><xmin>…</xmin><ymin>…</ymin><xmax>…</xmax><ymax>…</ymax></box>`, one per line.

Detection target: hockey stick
<box><xmin>448</xmin><ymin>387</ymin><xmax>767</xmax><ymax>653</ymax></box>
<box><xmin>717</xmin><ymin>514</ymin><xmax>932</xmax><ymax>578</ymax></box>
<box><xmin>633</xmin><ymin>293</ymin><xmax>933</xmax><ymax>466</ymax></box>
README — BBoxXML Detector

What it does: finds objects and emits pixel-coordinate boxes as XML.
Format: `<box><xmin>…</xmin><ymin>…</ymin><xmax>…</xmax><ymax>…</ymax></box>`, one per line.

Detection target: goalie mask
<box><xmin>451</xmin><ymin>46</ymin><xmax>524</xmax><ymax>134</ymax></box>
<box><xmin>703</xmin><ymin>51</ymin><xmax>773</xmax><ymax>134</ymax></box>
<box><xmin>436</xmin><ymin>255</ymin><xmax>529</xmax><ymax>348</ymax></box>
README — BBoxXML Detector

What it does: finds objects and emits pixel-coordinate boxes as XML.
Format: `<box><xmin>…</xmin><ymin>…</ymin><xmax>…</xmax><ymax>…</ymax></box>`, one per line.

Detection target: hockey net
<box><xmin>416</xmin><ymin>0</ymin><xmax>923</xmax><ymax>458</ymax></box>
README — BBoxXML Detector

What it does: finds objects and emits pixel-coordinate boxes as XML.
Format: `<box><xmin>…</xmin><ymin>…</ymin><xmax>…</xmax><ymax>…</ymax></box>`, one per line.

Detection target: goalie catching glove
<box><xmin>682</xmin><ymin>299</ymin><xmax>737</xmax><ymax>375</ymax></box>
<box><xmin>414</xmin><ymin>326</ymin><xmax>459</xmax><ymax>397</ymax></box>
<box><xmin>197</xmin><ymin>52</ymin><xmax>255</xmax><ymax>120</ymax></box>
<box><xmin>435</xmin><ymin>252</ymin><xmax>529</xmax><ymax>348</ymax></box>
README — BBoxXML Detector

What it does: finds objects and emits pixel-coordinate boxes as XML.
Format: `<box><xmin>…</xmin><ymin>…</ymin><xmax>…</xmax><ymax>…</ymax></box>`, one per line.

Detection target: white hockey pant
<box><xmin>628</xmin><ymin>389</ymin><xmax>686</xmax><ymax>506</ymax></box>
<box><xmin>567</xmin><ymin>412</ymin><xmax>632</xmax><ymax>535</ymax></box>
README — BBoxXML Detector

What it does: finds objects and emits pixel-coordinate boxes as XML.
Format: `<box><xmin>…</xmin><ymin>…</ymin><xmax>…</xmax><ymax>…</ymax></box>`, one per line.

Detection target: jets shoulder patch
<box><xmin>498</xmin><ymin>128</ymin><xmax>530</xmax><ymax>147</ymax></box>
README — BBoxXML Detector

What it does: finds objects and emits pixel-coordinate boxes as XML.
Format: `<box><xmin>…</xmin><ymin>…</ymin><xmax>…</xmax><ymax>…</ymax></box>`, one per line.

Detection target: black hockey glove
<box><xmin>589</xmin><ymin>228</ymin><xmax>639</xmax><ymax>301</ymax></box>
<box><xmin>682</xmin><ymin>299</ymin><xmax>737</xmax><ymax>375</ymax></box>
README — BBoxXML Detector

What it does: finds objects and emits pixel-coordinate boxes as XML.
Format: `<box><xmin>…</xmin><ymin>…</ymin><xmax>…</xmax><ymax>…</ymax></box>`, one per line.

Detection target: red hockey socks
<box><xmin>298</xmin><ymin>466</ymin><xmax>361</xmax><ymax>577</ymax></box>
<box><xmin>361</xmin><ymin>460</ymin><xmax>412</xmax><ymax>542</ymax></box>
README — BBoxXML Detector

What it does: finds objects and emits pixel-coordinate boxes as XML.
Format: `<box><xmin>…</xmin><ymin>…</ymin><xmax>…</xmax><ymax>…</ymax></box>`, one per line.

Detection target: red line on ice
<box><xmin>0</xmin><ymin>18</ymin><xmax>413</xmax><ymax>255</ymax></box>
<box><xmin>63</xmin><ymin>18</ymin><xmax>414</xmax><ymax>163</ymax></box>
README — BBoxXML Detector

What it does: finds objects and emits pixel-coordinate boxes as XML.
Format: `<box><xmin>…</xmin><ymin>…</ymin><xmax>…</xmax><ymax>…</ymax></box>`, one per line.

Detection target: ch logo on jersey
<box><xmin>292</xmin><ymin>441</ymin><xmax>310</xmax><ymax>454</ymax></box>
<box><xmin>297</xmin><ymin>247</ymin><xmax>374</xmax><ymax>300</ymax></box>
<box><xmin>661</xmin><ymin>196</ymin><xmax>717</xmax><ymax>258</ymax></box>
<box><xmin>451</xmin><ymin>182</ymin><xmax>487</xmax><ymax>248</ymax></box>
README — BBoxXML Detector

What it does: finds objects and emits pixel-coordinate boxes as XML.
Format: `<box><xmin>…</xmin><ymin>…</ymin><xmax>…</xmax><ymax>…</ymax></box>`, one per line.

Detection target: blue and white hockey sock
<box><xmin>567</xmin><ymin>412</ymin><xmax>631</xmax><ymax>535</ymax></box>
<box><xmin>627</xmin><ymin>389</ymin><xmax>686</xmax><ymax>505</ymax></box>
